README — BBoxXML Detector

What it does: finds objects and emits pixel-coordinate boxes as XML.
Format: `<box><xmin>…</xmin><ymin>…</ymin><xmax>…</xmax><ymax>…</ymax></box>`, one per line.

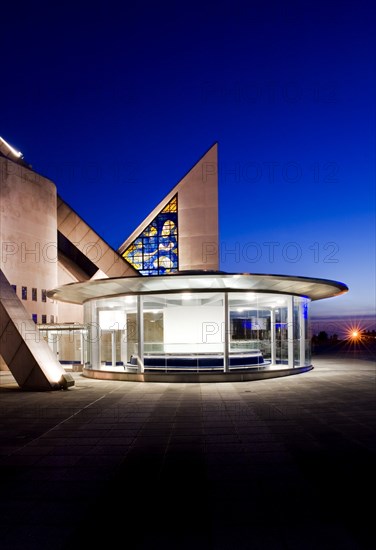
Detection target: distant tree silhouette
<box><xmin>317</xmin><ymin>331</ymin><xmax>328</xmax><ymax>342</ymax></box>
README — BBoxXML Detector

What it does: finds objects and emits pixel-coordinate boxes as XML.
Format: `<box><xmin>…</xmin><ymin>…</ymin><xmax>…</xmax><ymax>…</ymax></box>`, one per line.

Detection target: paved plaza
<box><xmin>0</xmin><ymin>356</ymin><xmax>375</xmax><ymax>549</ymax></box>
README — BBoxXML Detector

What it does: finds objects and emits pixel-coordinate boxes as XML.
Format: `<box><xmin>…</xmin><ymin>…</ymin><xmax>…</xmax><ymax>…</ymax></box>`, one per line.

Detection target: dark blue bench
<box><xmin>129</xmin><ymin>353</ymin><xmax>265</xmax><ymax>370</ymax></box>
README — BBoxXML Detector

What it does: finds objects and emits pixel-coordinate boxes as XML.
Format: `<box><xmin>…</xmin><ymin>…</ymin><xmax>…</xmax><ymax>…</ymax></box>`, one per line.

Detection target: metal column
<box><xmin>299</xmin><ymin>300</ymin><xmax>306</xmax><ymax>367</ymax></box>
<box><xmin>270</xmin><ymin>308</ymin><xmax>276</xmax><ymax>366</ymax></box>
<box><xmin>137</xmin><ymin>295</ymin><xmax>144</xmax><ymax>373</ymax></box>
<box><xmin>223</xmin><ymin>292</ymin><xmax>229</xmax><ymax>372</ymax></box>
<box><xmin>287</xmin><ymin>296</ymin><xmax>294</xmax><ymax>368</ymax></box>
<box><xmin>92</xmin><ymin>305</ymin><xmax>100</xmax><ymax>369</ymax></box>
<box><xmin>80</xmin><ymin>330</ymin><xmax>85</xmax><ymax>366</ymax></box>
<box><xmin>111</xmin><ymin>330</ymin><xmax>116</xmax><ymax>368</ymax></box>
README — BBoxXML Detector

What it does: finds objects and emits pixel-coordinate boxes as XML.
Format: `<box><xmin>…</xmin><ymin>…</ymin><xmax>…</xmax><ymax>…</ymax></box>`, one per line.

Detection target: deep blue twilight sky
<box><xmin>1</xmin><ymin>1</ymin><xmax>375</xmax><ymax>333</ymax></box>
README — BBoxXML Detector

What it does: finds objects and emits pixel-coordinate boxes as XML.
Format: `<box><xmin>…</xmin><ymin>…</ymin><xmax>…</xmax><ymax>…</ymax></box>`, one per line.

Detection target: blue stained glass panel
<box><xmin>123</xmin><ymin>195</ymin><xmax>178</xmax><ymax>275</ymax></box>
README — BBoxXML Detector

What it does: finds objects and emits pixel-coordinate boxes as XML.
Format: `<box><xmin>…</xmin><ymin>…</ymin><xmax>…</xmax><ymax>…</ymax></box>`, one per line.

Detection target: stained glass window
<box><xmin>123</xmin><ymin>195</ymin><xmax>178</xmax><ymax>275</ymax></box>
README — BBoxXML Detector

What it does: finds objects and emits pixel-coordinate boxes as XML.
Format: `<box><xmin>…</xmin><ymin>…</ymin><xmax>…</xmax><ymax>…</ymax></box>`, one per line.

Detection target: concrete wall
<box><xmin>0</xmin><ymin>269</ymin><xmax>74</xmax><ymax>389</ymax></box>
<box><xmin>118</xmin><ymin>144</ymin><xmax>219</xmax><ymax>272</ymax></box>
<box><xmin>0</xmin><ymin>155</ymin><xmax>136</xmax><ymax>327</ymax></box>
<box><xmin>57</xmin><ymin>258</ymin><xmax>84</xmax><ymax>323</ymax></box>
<box><xmin>0</xmin><ymin>156</ymin><xmax>58</xmax><ymax>323</ymax></box>
<box><xmin>0</xmin><ymin>354</ymin><xmax>9</xmax><ymax>371</ymax></box>
<box><xmin>177</xmin><ymin>144</ymin><xmax>219</xmax><ymax>271</ymax></box>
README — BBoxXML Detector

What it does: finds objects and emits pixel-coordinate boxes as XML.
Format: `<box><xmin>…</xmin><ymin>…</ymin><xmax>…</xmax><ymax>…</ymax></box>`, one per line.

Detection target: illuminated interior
<box><xmin>122</xmin><ymin>195</ymin><xmax>178</xmax><ymax>275</ymax></box>
<box><xmin>48</xmin><ymin>271</ymin><xmax>347</xmax><ymax>379</ymax></box>
<box><xmin>83</xmin><ymin>290</ymin><xmax>311</xmax><ymax>372</ymax></box>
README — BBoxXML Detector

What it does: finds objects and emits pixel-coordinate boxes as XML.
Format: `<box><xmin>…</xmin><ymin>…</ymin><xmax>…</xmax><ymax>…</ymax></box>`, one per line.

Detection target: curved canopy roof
<box><xmin>48</xmin><ymin>272</ymin><xmax>348</xmax><ymax>304</ymax></box>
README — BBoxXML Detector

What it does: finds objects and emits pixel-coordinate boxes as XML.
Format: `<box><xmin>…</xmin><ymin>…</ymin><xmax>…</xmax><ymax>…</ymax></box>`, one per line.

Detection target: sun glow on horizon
<box><xmin>346</xmin><ymin>325</ymin><xmax>363</xmax><ymax>341</ymax></box>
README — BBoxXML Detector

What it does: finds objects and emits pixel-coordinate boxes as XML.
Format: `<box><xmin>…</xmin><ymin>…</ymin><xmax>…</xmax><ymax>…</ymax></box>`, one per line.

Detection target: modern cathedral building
<box><xmin>0</xmin><ymin>136</ymin><xmax>348</xmax><ymax>390</ymax></box>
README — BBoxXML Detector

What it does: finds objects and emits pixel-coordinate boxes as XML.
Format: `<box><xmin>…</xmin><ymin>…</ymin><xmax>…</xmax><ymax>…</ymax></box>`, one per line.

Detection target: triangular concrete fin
<box><xmin>0</xmin><ymin>269</ymin><xmax>74</xmax><ymax>390</ymax></box>
<box><xmin>118</xmin><ymin>143</ymin><xmax>219</xmax><ymax>272</ymax></box>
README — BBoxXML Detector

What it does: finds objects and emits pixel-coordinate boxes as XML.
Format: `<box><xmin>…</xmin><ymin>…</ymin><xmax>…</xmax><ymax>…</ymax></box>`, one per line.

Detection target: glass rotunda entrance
<box><xmin>49</xmin><ymin>272</ymin><xmax>347</xmax><ymax>381</ymax></box>
<box><xmin>83</xmin><ymin>291</ymin><xmax>311</xmax><ymax>372</ymax></box>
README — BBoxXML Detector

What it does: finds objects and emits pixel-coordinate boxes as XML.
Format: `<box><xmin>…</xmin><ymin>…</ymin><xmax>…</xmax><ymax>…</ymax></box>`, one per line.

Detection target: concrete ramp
<box><xmin>57</xmin><ymin>196</ymin><xmax>138</xmax><ymax>277</ymax></box>
<box><xmin>0</xmin><ymin>270</ymin><xmax>74</xmax><ymax>390</ymax></box>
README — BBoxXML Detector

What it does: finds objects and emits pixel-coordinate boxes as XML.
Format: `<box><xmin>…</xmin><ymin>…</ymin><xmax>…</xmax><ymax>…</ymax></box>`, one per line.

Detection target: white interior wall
<box><xmin>99</xmin><ymin>310</ymin><xmax>126</xmax><ymax>330</ymax></box>
<box><xmin>164</xmin><ymin>305</ymin><xmax>224</xmax><ymax>353</ymax></box>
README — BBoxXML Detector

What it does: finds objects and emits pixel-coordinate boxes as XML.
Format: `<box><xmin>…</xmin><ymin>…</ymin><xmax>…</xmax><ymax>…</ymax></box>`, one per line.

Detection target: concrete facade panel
<box><xmin>57</xmin><ymin>197</ymin><xmax>137</xmax><ymax>278</ymax></box>
<box><xmin>63</xmin><ymin>220</ymin><xmax>91</xmax><ymax>244</ymax></box>
<box><xmin>0</xmin><ymin>157</ymin><xmax>58</xmax><ymax>322</ymax></box>
<box><xmin>57</xmin><ymin>261</ymin><xmax>84</xmax><ymax>324</ymax></box>
<box><xmin>22</xmin><ymin>363</ymin><xmax>54</xmax><ymax>390</ymax></box>
<box><xmin>118</xmin><ymin>144</ymin><xmax>219</xmax><ymax>272</ymax></box>
<box><xmin>6</xmin><ymin>345</ymin><xmax>39</xmax><ymax>386</ymax></box>
<box><xmin>105</xmin><ymin>261</ymin><xmax>135</xmax><ymax>278</ymax></box>
<box><xmin>0</xmin><ymin>269</ymin><xmax>74</xmax><ymax>389</ymax></box>
<box><xmin>56</xmin><ymin>198</ymin><xmax>72</xmax><ymax>225</ymax></box>
<box><xmin>0</xmin><ymin>310</ymin><xmax>22</xmax><ymax>365</ymax></box>
<box><xmin>57</xmin><ymin>211</ymin><xmax>80</xmax><ymax>235</ymax></box>
<box><xmin>94</xmin><ymin>245</ymin><xmax>120</xmax><ymax>273</ymax></box>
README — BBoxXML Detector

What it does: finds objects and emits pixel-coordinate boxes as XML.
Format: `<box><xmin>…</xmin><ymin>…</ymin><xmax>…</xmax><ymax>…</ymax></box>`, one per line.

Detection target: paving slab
<box><xmin>0</xmin><ymin>355</ymin><xmax>375</xmax><ymax>549</ymax></box>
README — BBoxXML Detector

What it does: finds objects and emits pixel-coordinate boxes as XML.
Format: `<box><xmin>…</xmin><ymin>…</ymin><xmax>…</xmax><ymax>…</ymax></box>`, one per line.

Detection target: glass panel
<box><xmin>293</xmin><ymin>299</ymin><xmax>300</xmax><ymax>366</ymax></box>
<box><xmin>40</xmin><ymin>327</ymin><xmax>83</xmax><ymax>366</ymax></box>
<box><xmin>84</xmin><ymin>301</ymin><xmax>101</xmax><ymax>369</ymax></box>
<box><xmin>100</xmin><ymin>331</ymin><xmax>112</xmax><ymax>365</ymax></box>
<box><xmin>82</xmin><ymin>292</ymin><xmax>312</xmax><ymax>372</ymax></box>
<box><xmin>304</xmin><ymin>299</ymin><xmax>311</xmax><ymax>366</ymax></box>
<box><xmin>275</xmin><ymin>306</ymin><xmax>288</xmax><ymax>364</ymax></box>
<box><xmin>289</xmin><ymin>296</ymin><xmax>312</xmax><ymax>367</ymax></box>
<box><xmin>83</xmin><ymin>297</ymin><xmax>139</xmax><ymax>370</ymax></box>
<box><xmin>59</xmin><ymin>331</ymin><xmax>82</xmax><ymax>364</ymax></box>
<box><xmin>142</xmin><ymin>292</ymin><xmax>224</xmax><ymax>373</ymax></box>
<box><xmin>122</xmin><ymin>194</ymin><xmax>178</xmax><ymax>275</ymax></box>
<box><xmin>125</xmin><ymin>312</ymin><xmax>138</xmax><ymax>365</ymax></box>
<box><xmin>229</xmin><ymin>292</ymin><xmax>275</xmax><ymax>368</ymax></box>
